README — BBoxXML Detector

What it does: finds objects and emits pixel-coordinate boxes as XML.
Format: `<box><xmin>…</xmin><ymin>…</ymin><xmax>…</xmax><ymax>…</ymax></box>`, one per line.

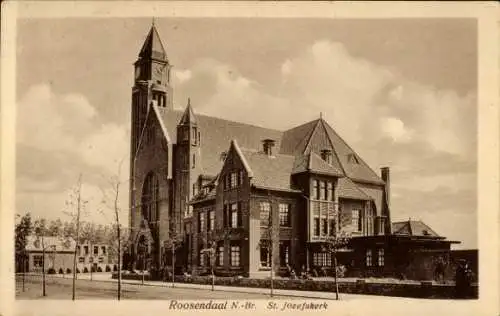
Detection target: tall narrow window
<box><xmin>320</xmin><ymin>181</ymin><xmax>327</xmax><ymax>200</ymax></box>
<box><xmin>239</xmin><ymin>170</ymin><xmax>244</xmax><ymax>185</ymax></box>
<box><xmin>192</xmin><ymin>127</ymin><xmax>197</xmax><ymax>145</ymax></box>
<box><xmin>260</xmin><ymin>243</ymin><xmax>270</xmax><ymax>268</ymax></box>
<box><xmin>218</xmin><ymin>244</ymin><xmax>224</xmax><ymax>266</ymax></box>
<box><xmin>192</xmin><ymin>154</ymin><xmax>196</xmax><ymax>168</ymax></box>
<box><xmin>378</xmin><ymin>248</ymin><xmax>385</xmax><ymax>266</ymax></box>
<box><xmin>230</xmin><ymin>245</ymin><xmax>240</xmax><ymax>266</ymax></box>
<box><xmin>209</xmin><ymin>210</ymin><xmax>215</xmax><ymax>231</ymax></box>
<box><xmin>230</xmin><ymin>172</ymin><xmax>238</xmax><ymax>189</ymax></box>
<box><xmin>279</xmin><ymin>241</ymin><xmax>290</xmax><ymax>267</ymax></box>
<box><xmin>231</xmin><ymin>203</ymin><xmax>238</xmax><ymax>228</ymax></box>
<box><xmin>199</xmin><ymin>248</ymin><xmax>205</xmax><ymax>266</ymax></box>
<box><xmin>312</xmin><ymin>180</ymin><xmax>319</xmax><ymax>200</ymax></box>
<box><xmin>366</xmin><ymin>249</ymin><xmax>372</xmax><ymax>267</ymax></box>
<box><xmin>327</xmin><ymin>182</ymin><xmax>334</xmax><ymax>201</ymax></box>
<box><xmin>279</xmin><ymin>203</ymin><xmax>290</xmax><ymax>226</ymax></box>
<box><xmin>314</xmin><ymin>218</ymin><xmax>320</xmax><ymax>236</ymax></box>
<box><xmin>223</xmin><ymin>205</ymin><xmax>228</xmax><ymax>228</ymax></box>
<box><xmin>260</xmin><ymin>202</ymin><xmax>270</xmax><ymax>227</ymax></box>
<box><xmin>199</xmin><ymin>212</ymin><xmax>205</xmax><ymax>233</ymax></box>
<box><xmin>322</xmin><ymin>218</ymin><xmax>328</xmax><ymax>236</ymax></box>
<box><xmin>352</xmin><ymin>210</ymin><xmax>361</xmax><ymax>232</ymax></box>
<box><xmin>142</xmin><ymin>172</ymin><xmax>159</xmax><ymax>223</ymax></box>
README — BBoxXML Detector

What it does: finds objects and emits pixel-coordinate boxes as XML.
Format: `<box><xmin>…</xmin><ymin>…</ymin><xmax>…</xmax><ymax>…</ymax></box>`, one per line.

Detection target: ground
<box><xmin>15</xmin><ymin>274</ymin><xmax>281</xmax><ymax>300</ymax></box>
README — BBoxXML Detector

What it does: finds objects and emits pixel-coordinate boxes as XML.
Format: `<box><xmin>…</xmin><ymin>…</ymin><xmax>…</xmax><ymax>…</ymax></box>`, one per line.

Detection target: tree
<box><xmin>322</xmin><ymin>210</ymin><xmax>351</xmax><ymax>301</ymax></box>
<box><xmin>200</xmin><ymin>240</ymin><xmax>217</xmax><ymax>291</ymax></box>
<box><xmin>48</xmin><ymin>219</ymin><xmax>63</xmax><ymax>237</ymax></box>
<box><xmin>33</xmin><ymin>218</ymin><xmax>49</xmax><ymax>296</ymax></box>
<box><xmin>257</xmin><ymin>202</ymin><xmax>278</xmax><ymax>298</ymax></box>
<box><xmin>15</xmin><ymin>212</ymin><xmax>33</xmax><ymax>291</ymax></box>
<box><xmin>63</xmin><ymin>174</ymin><xmax>88</xmax><ymax>301</ymax></box>
<box><xmin>163</xmin><ymin>224</ymin><xmax>183</xmax><ymax>288</ymax></box>
<box><xmin>99</xmin><ymin>160</ymin><xmax>127</xmax><ymax>300</ymax></box>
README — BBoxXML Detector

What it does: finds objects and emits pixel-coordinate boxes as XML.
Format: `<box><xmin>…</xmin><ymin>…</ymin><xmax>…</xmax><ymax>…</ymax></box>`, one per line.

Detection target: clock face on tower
<box><xmin>154</xmin><ymin>64</ymin><xmax>165</xmax><ymax>82</ymax></box>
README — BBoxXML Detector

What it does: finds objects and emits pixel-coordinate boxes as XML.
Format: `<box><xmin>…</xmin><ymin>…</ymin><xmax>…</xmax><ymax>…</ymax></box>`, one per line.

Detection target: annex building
<box><xmin>125</xmin><ymin>24</ymin><xmax>459</xmax><ymax>280</ymax></box>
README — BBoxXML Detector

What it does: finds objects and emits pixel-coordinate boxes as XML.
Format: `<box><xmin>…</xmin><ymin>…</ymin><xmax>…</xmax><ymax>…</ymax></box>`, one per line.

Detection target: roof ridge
<box><xmin>302</xmin><ymin>119</ymin><xmax>322</xmax><ymax>154</ymax></box>
<box><xmin>169</xmin><ymin>108</ymin><xmax>283</xmax><ymax>134</ymax></box>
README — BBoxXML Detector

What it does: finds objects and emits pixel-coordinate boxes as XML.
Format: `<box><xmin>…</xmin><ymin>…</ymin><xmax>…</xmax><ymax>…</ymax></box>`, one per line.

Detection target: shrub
<box><xmin>59</xmin><ymin>268</ymin><xmax>64</xmax><ymax>274</ymax></box>
<box><xmin>76</xmin><ymin>268</ymin><xmax>80</xmax><ymax>273</ymax></box>
<box><xmin>66</xmin><ymin>268</ymin><xmax>72</xmax><ymax>274</ymax></box>
<box><xmin>105</xmin><ymin>265</ymin><xmax>111</xmax><ymax>272</ymax></box>
<box><xmin>113</xmin><ymin>265</ymin><xmax>118</xmax><ymax>272</ymax></box>
<box><xmin>47</xmin><ymin>268</ymin><xmax>56</xmax><ymax>274</ymax></box>
<box><xmin>91</xmin><ymin>266</ymin><xmax>96</xmax><ymax>273</ymax></box>
<box><xmin>83</xmin><ymin>267</ymin><xmax>89</xmax><ymax>273</ymax></box>
<box><xmin>97</xmin><ymin>266</ymin><xmax>103</xmax><ymax>272</ymax></box>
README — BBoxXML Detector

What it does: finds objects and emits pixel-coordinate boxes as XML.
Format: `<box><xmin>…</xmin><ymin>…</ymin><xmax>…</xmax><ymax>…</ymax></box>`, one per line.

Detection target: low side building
<box><xmin>76</xmin><ymin>242</ymin><xmax>113</xmax><ymax>272</ymax></box>
<box><xmin>24</xmin><ymin>235</ymin><xmax>75</xmax><ymax>273</ymax></box>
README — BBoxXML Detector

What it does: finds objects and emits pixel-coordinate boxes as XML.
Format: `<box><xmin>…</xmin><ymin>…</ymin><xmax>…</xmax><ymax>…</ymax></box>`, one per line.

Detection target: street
<box><xmin>15</xmin><ymin>274</ymin><xmax>284</xmax><ymax>300</ymax></box>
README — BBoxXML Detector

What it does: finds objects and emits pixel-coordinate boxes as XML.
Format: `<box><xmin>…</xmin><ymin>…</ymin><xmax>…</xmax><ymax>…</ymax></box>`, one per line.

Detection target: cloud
<box><xmin>16</xmin><ymin>84</ymin><xmax>130</xmax><ymax>224</ymax></box>
<box><xmin>380</xmin><ymin>117</ymin><xmax>413</xmax><ymax>143</ymax></box>
<box><xmin>174</xmin><ymin>69</ymin><xmax>192</xmax><ymax>83</ymax></box>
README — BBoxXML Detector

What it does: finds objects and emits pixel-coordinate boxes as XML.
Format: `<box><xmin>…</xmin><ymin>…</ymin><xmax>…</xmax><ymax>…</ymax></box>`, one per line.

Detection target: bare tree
<box><xmin>322</xmin><ymin>210</ymin><xmax>351</xmax><ymax>301</ymax></box>
<box><xmin>99</xmin><ymin>160</ymin><xmax>127</xmax><ymax>300</ymax></box>
<box><xmin>63</xmin><ymin>174</ymin><xmax>88</xmax><ymax>301</ymax></box>
<box><xmin>163</xmin><ymin>224</ymin><xmax>183</xmax><ymax>288</ymax></box>
<box><xmin>200</xmin><ymin>239</ymin><xmax>217</xmax><ymax>291</ymax></box>
<box><xmin>33</xmin><ymin>218</ymin><xmax>48</xmax><ymax>296</ymax></box>
<box><xmin>257</xmin><ymin>203</ymin><xmax>277</xmax><ymax>297</ymax></box>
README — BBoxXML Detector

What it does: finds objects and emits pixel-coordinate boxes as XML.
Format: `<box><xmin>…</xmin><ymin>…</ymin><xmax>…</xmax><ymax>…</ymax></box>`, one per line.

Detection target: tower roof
<box><xmin>139</xmin><ymin>23</ymin><xmax>168</xmax><ymax>61</ymax></box>
<box><xmin>280</xmin><ymin>117</ymin><xmax>384</xmax><ymax>185</ymax></box>
<box><xmin>178</xmin><ymin>99</ymin><xmax>197</xmax><ymax>125</ymax></box>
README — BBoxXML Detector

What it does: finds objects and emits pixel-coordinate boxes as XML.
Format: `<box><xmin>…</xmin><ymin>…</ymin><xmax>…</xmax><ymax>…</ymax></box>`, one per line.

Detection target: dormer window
<box><xmin>347</xmin><ymin>153</ymin><xmax>359</xmax><ymax>164</ymax></box>
<box><xmin>321</xmin><ymin>149</ymin><xmax>332</xmax><ymax>164</ymax></box>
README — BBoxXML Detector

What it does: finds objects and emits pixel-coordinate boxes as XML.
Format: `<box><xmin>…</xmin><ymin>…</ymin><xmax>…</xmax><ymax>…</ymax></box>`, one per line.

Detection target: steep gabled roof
<box><xmin>392</xmin><ymin>220</ymin><xmax>441</xmax><ymax>238</ymax></box>
<box><xmin>139</xmin><ymin>24</ymin><xmax>168</xmax><ymax>61</ymax></box>
<box><xmin>280</xmin><ymin>117</ymin><xmax>383</xmax><ymax>185</ymax></box>
<box><xmin>337</xmin><ymin>177</ymin><xmax>372</xmax><ymax>201</ymax></box>
<box><xmin>240</xmin><ymin>149</ymin><xmax>299</xmax><ymax>192</ymax></box>
<box><xmin>292</xmin><ymin>152</ymin><xmax>344</xmax><ymax>177</ymax></box>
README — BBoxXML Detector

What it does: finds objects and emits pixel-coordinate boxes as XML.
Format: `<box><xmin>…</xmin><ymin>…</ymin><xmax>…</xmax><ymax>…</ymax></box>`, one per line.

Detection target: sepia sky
<box><xmin>16</xmin><ymin>18</ymin><xmax>477</xmax><ymax>249</ymax></box>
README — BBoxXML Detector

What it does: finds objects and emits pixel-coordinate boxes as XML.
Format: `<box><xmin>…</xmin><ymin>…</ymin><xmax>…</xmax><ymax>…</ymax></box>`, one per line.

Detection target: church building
<box><xmin>126</xmin><ymin>24</ymin><xmax>458</xmax><ymax>280</ymax></box>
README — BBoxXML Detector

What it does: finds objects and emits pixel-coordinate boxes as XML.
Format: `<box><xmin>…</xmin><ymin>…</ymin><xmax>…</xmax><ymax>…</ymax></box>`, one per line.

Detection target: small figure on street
<box><xmin>455</xmin><ymin>259</ymin><xmax>473</xmax><ymax>298</ymax></box>
<box><xmin>434</xmin><ymin>256</ymin><xmax>446</xmax><ymax>283</ymax></box>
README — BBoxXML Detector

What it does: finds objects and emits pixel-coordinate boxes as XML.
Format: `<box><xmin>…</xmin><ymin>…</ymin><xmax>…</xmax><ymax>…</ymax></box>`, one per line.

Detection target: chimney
<box><xmin>320</xmin><ymin>149</ymin><xmax>332</xmax><ymax>164</ymax></box>
<box><xmin>262</xmin><ymin>139</ymin><xmax>276</xmax><ymax>156</ymax></box>
<box><xmin>381</xmin><ymin>167</ymin><xmax>391</xmax><ymax>233</ymax></box>
<box><xmin>381</xmin><ymin>167</ymin><xmax>390</xmax><ymax>204</ymax></box>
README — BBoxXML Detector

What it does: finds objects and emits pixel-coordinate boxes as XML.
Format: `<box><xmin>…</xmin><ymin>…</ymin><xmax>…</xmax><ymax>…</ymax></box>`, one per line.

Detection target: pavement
<box><xmin>17</xmin><ymin>272</ymin><xmax>431</xmax><ymax>301</ymax></box>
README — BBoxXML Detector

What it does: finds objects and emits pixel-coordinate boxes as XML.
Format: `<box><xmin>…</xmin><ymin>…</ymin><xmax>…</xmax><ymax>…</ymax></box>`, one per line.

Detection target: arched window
<box><xmin>142</xmin><ymin>172</ymin><xmax>159</xmax><ymax>223</ymax></box>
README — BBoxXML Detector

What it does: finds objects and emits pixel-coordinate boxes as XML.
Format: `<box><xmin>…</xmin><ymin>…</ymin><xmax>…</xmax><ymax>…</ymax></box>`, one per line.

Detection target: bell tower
<box><xmin>130</xmin><ymin>22</ymin><xmax>172</xmax><ymax>229</ymax></box>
